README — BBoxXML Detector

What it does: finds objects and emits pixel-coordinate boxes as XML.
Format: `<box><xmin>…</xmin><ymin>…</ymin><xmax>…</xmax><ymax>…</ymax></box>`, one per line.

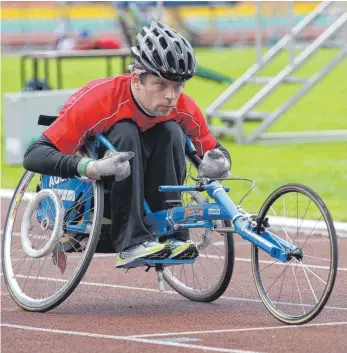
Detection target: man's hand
<box><xmin>198</xmin><ymin>149</ymin><xmax>230</xmax><ymax>179</ymax></box>
<box><xmin>85</xmin><ymin>150</ymin><xmax>135</xmax><ymax>181</ymax></box>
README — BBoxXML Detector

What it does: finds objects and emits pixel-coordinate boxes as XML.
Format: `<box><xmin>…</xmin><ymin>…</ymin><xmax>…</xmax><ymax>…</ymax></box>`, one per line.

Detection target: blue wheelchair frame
<box><xmin>39</xmin><ymin>133</ymin><xmax>298</xmax><ymax>265</ymax></box>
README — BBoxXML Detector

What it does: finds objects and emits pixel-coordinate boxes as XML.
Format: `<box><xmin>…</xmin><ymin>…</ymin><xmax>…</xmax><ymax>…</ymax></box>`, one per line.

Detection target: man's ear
<box><xmin>131</xmin><ymin>72</ymin><xmax>141</xmax><ymax>90</ymax></box>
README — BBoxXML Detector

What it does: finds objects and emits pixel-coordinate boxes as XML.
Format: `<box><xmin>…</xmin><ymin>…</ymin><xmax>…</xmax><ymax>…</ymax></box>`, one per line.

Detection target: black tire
<box><xmin>251</xmin><ymin>183</ymin><xmax>338</xmax><ymax>324</ymax></box>
<box><xmin>164</xmin><ymin>220</ymin><xmax>234</xmax><ymax>302</ymax></box>
<box><xmin>2</xmin><ymin>152</ymin><xmax>104</xmax><ymax>312</ymax></box>
<box><xmin>163</xmin><ymin>157</ymin><xmax>235</xmax><ymax>302</ymax></box>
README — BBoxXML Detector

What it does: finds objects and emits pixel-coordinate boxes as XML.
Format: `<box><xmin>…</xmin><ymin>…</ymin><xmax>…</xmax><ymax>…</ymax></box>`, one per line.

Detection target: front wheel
<box><xmin>163</xmin><ymin>160</ymin><xmax>235</xmax><ymax>302</ymax></box>
<box><xmin>252</xmin><ymin>183</ymin><xmax>338</xmax><ymax>324</ymax></box>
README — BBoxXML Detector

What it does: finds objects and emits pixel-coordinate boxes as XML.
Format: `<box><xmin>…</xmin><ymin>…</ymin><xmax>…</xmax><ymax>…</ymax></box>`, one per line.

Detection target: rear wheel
<box><xmin>2</xmin><ymin>151</ymin><xmax>104</xmax><ymax>312</ymax></box>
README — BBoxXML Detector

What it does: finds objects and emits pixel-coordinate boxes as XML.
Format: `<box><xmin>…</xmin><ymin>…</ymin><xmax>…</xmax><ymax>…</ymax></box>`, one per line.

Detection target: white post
<box><xmin>287</xmin><ymin>1</ymin><xmax>295</xmax><ymax>65</ymax></box>
<box><xmin>255</xmin><ymin>2</ymin><xmax>262</xmax><ymax>64</ymax></box>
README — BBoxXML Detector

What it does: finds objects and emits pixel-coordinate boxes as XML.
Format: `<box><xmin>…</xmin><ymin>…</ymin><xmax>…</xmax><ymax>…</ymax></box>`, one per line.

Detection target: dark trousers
<box><xmin>102</xmin><ymin>120</ymin><xmax>188</xmax><ymax>252</ymax></box>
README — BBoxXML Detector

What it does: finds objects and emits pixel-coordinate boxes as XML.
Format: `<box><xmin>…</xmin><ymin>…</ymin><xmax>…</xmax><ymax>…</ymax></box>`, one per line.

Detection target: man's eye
<box><xmin>156</xmin><ymin>82</ymin><xmax>165</xmax><ymax>86</ymax></box>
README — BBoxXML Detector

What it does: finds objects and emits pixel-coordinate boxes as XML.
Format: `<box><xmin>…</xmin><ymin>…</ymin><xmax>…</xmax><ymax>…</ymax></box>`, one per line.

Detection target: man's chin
<box><xmin>157</xmin><ymin>107</ymin><xmax>173</xmax><ymax>116</ymax></box>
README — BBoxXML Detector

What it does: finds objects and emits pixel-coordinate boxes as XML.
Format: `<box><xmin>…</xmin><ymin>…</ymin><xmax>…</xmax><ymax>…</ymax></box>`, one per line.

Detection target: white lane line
<box><xmin>1</xmin><ymin>324</ymin><xmax>261</xmax><ymax>353</ymax></box>
<box><xmin>2</xmin><ymin>273</ymin><xmax>346</xmax><ymax>311</ymax></box>
<box><xmin>129</xmin><ymin>321</ymin><xmax>347</xmax><ymax>338</ymax></box>
<box><xmin>154</xmin><ymin>337</ymin><xmax>201</xmax><ymax>343</ymax></box>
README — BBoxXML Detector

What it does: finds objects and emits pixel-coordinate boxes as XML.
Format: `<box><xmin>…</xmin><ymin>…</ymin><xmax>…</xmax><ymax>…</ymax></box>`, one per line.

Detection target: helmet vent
<box><xmin>141</xmin><ymin>29</ymin><xmax>146</xmax><ymax>37</ymax></box>
<box><xmin>179</xmin><ymin>59</ymin><xmax>185</xmax><ymax>73</ymax></box>
<box><xmin>165</xmin><ymin>30</ymin><xmax>174</xmax><ymax>38</ymax></box>
<box><xmin>157</xmin><ymin>22</ymin><xmax>165</xmax><ymax>29</ymax></box>
<box><xmin>187</xmin><ymin>52</ymin><xmax>192</xmax><ymax>71</ymax></box>
<box><xmin>153</xmin><ymin>50</ymin><xmax>163</xmax><ymax>67</ymax></box>
<box><xmin>174</xmin><ymin>42</ymin><xmax>182</xmax><ymax>54</ymax></box>
<box><xmin>166</xmin><ymin>51</ymin><xmax>175</xmax><ymax>70</ymax></box>
<box><xmin>146</xmin><ymin>39</ymin><xmax>153</xmax><ymax>50</ymax></box>
<box><xmin>159</xmin><ymin>37</ymin><xmax>168</xmax><ymax>49</ymax></box>
<box><xmin>153</xmin><ymin>29</ymin><xmax>160</xmax><ymax>37</ymax></box>
<box><xmin>141</xmin><ymin>52</ymin><xmax>151</xmax><ymax>65</ymax></box>
<box><xmin>181</xmin><ymin>37</ymin><xmax>189</xmax><ymax>47</ymax></box>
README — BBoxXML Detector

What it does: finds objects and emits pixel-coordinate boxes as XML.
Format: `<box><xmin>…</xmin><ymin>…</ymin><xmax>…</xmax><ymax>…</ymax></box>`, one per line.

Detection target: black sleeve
<box><xmin>215</xmin><ymin>141</ymin><xmax>232</xmax><ymax>168</ymax></box>
<box><xmin>23</xmin><ymin>134</ymin><xmax>83</xmax><ymax>178</ymax></box>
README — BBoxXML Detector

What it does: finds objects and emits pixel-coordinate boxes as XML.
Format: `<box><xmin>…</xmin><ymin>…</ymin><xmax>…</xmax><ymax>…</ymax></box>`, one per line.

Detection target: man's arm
<box><xmin>215</xmin><ymin>141</ymin><xmax>231</xmax><ymax>169</ymax></box>
<box><xmin>177</xmin><ymin>94</ymin><xmax>231</xmax><ymax>165</ymax></box>
<box><xmin>23</xmin><ymin>79</ymin><xmax>116</xmax><ymax>178</ymax></box>
<box><xmin>23</xmin><ymin>134</ymin><xmax>82</xmax><ymax>178</ymax></box>
<box><xmin>43</xmin><ymin>79</ymin><xmax>115</xmax><ymax>155</ymax></box>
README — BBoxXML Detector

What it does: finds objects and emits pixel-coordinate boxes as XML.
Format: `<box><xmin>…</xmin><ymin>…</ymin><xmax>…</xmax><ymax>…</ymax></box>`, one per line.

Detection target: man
<box><xmin>23</xmin><ymin>21</ymin><xmax>231</xmax><ymax>268</ymax></box>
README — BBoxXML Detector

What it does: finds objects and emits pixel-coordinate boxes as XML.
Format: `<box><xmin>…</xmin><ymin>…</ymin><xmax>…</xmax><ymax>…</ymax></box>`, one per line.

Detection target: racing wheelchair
<box><xmin>2</xmin><ymin>115</ymin><xmax>338</xmax><ymax>325</ymax></box>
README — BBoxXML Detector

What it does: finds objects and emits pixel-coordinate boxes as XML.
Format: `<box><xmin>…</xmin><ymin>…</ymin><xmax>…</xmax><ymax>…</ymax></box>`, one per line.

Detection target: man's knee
<box><xmin>105</xmin><ymin>120</ymin><xmax>140</xmax><ymax>151</ymax></box>
<box><xmin>158</xmin><ymin>121</ymin><xmax>185</xmax><ymax>148</ymax></box>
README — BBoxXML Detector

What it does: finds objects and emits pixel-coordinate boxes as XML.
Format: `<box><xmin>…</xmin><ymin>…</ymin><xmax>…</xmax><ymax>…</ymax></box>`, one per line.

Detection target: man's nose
<box><xmin>165</xmin><ymin>86</ymin><xmax>176</xmax><ymax>100</ymax></box>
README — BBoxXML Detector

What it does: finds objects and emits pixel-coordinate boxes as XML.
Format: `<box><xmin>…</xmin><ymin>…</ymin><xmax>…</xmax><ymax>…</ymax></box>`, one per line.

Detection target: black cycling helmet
<box><xmin>131</xmin><ymin>21</ymin><xmax>197</xmax><ymax>83</ymax></box>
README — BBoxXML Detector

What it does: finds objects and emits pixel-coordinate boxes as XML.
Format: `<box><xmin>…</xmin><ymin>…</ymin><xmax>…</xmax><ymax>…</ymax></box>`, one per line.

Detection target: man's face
<box><xmin>132</xmin><ymin>73</ymin><xmax>184</xmax><ymax>117</ymax></box>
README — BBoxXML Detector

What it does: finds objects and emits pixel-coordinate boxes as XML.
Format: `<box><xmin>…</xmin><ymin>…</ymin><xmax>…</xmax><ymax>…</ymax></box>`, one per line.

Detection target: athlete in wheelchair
<box><xmin>22</xmin><ymin>21</ymin><xmax>231</xmax><ymax>268</ymax></box>
<box><xmin>3</xmin><ymin>21</ymin><xmax>337</xmax><ymax>324</ymax></box>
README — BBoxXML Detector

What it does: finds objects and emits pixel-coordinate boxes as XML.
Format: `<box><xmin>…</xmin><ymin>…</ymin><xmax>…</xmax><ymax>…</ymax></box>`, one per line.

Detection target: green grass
<box><xmin>1</xmin><ymin>48</ymin><xmax>347</xmax><ymax>221</ymax></box>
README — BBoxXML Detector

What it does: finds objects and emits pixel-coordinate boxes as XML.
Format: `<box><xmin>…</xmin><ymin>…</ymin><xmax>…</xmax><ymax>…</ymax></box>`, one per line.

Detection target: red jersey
<box><xmin>44</xmin><ymin>74</ymin><xmax>217</xmax><ymax>156</ymax></box>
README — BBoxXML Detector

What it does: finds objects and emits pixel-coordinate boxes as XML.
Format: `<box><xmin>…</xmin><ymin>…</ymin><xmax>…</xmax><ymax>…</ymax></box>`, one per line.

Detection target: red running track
<box><xmin>1</xmin><ymin>198</ymin><xmax>347</xmax><ymax>353</ymax></box>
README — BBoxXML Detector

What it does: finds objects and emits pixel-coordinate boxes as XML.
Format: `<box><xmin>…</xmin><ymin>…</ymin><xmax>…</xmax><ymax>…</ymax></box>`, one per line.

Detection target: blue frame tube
<box><xmin>185</xmin><ymin>135</ymin><xmax>196</xmax><ymax>154</ymax></box>
<box><xmin>96</xmin><ymin>134</ymin><xmax>116</xmax><ymax>151</ymax></box>
<box><xmin>96</xmin><ymin>134</ymin><xmax>152</xmax><ymax>214</ymax></box>
<box><xmin>233</xmin><ymin>217</ymin><xmax>288</xmax><ymax>263</ymax></box>
<box><xmin>159</xmin><ymin>185</ymin><xmax>230</xmax><ymax>192</ymax></box>
<box><xmin>207</xmin><ymin>183</ymin><xmax>238</xmax><ymax>219</ymax></box>
<box><xmin>261</xmin><ymin>229</ymin><xmax>297</xmax><ymax>252</ymax></box>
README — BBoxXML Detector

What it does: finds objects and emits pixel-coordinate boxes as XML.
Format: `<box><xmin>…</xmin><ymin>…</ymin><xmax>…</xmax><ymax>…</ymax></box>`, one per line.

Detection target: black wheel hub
<box><xmin>287</xmin><ymin>248</ymin><xmax>304</xmax><ymax>261</ymax></box>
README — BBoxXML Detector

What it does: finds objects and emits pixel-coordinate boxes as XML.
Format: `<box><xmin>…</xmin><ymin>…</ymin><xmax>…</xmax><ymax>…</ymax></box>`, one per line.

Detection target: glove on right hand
<box><xmin>198</xmin><ymin>149</ymin><xmax>230</xmax><ymax>179</ymax></box>
<box><xmin>86</xmin><ymin>150</ymin><xmax>134</xmax><ymax>181</ymax></box>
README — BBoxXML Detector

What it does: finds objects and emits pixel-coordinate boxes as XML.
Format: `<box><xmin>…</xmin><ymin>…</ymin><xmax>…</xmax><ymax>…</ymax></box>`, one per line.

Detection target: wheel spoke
<box><xmin>301</xmin><ymin>235</ymin><xmax>329</xmax><ymax>250</ymax></box>
<box><xmin>258</xmin><ymin>258</ymin><xmax>281</xmax><ymax>273</ymax></box>
<box><xmin>275</xmin><ymin>261</ymin><xmax>289</xmax><ymax>309</ymax></box>
<box><xmin>292</xmin><ymin>262</ymin><xmax>305</xmax><ymax>314</ymax></box>
<box><xmin>296</xmin><ymin>199</ymin><xmax>312</xmax><ymax>246</ymax></box>
<box><xmin>300</xmin><ymin>215</ymin><xmax>323</xmax><ymax>249</ymax></box>
<box><xmin>300</xmin><ymin>261</ymin><xmax>318</xmax><ymax>303</ymax></box>
<box><xmin>270</xmin><ymin>206</ymin><xmax>291</xmax><ymax>247</ymax></box>
<box><xmin>21</xmin><ymin>257</ymin><xmax>39</xmax><ymax>293</ymax></box>
<box><xmin>294</xmin><ymin>258</ymin><xmax>327</xmax><ymax>285</ymax></box>
<box><xmin>12</xmin><ymin>234</ymin><xmax>45</xmax><ymax>271</ymax></box>
<box><xmin>304</xmin><ymin>255</ymin><xmax>331</xmax><ymax>263</ymax></box>
<box><xmin>265</xmin><ymin>263</ymin><xmax>290</xmax><ymax>295</ymax></box>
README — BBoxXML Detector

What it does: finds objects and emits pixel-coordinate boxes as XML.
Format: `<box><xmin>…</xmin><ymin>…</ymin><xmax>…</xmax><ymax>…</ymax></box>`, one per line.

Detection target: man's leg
<box><xmin>142</xmin><ymin>120</ymin><xmax>189</xmax><ymax>241</ymax></box>
<box><xmin>103</xmin><ymin>120</ymin><xmax>153</xmax><ymax>252</ymax></box>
